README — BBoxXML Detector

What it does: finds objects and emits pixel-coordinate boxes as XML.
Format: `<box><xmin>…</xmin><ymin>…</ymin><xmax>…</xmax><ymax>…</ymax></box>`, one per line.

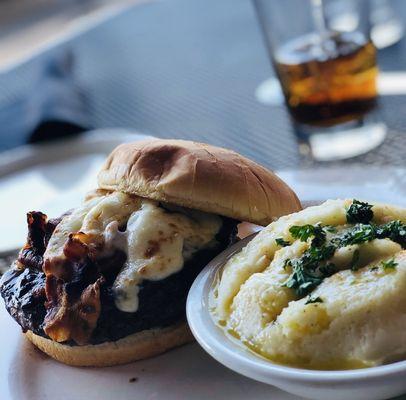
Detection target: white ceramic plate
<box><xmin>0</xmin><ymin>305</ymin><xmax>302</xmax><ymax>400</ymax></box>
<box><xmin>0</xmin><ymin>134</ymin><xmax>405</xmax><ymax>399</ymax></box>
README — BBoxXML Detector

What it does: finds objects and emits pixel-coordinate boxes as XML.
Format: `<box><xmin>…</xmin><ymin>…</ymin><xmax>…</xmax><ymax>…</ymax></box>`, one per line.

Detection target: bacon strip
<box><xmin>43</xmin><ymin>233</ymin><xmax>103</xmax><ymax>344</ymax></box>
<box><xmin>18</xmin><ymin>212</ymin><xmax>47</xmax><ymax>270</ymax></box>
<box><xmin>16</xmin><ymin>211</ymin><xmax>104</xmax><ymax>345</ymax></box>
<box><xmin>18</xmin><ymin>212</ymin><xmax>67</xmax><ymax>271</ymax></box>
<box><xmin>44</xmin><ymin>275</ymin><xmax>103</xmax><ymax>344</ymax></box>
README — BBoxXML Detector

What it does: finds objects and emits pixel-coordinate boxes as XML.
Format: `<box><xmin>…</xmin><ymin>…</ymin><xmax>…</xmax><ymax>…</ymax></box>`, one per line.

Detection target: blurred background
<box><xmin>0</xmin><ymin>0</ymin><xmax>404</xmax><ymax>168</ymax></box>
<box><xmin>0</xmin><ymin>0</ymin><xmax>406</xmax><ymax>252</ymax></box>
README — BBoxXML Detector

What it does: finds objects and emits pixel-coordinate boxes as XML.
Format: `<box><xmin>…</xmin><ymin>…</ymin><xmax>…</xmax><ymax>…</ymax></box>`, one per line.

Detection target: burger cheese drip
<box><xmin>42</xmin><ymin>191</ymin><xmax>222</xmax><ymax>342</ymax></box>
<box><xmin>109</xmin><ymin>202</ymin><xmax>222</xmax><ymax>312</ymax></box>
<box><xmin>213</xmin><ymin>199</ymin><xmax>406</xmax><ymax>370</ymax></box>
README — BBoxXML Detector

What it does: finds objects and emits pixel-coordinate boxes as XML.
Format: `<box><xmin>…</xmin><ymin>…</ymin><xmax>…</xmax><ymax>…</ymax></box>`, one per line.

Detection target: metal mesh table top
<box><xmin>1</xmin><ymin>0</ymin><xmax>406</xmax><ymax>170</ymax></box>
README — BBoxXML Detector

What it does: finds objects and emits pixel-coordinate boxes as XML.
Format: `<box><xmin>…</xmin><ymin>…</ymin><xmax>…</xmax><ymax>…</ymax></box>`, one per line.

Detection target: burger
<box><xmin>0</xmin><ymin>139</ymin><xmax>301</xmax><ymax>367</ymax></box>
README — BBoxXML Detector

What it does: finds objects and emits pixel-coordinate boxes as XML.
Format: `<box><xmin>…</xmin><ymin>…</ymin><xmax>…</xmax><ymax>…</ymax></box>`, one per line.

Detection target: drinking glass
<box><xmin>253</xmin><ymin>0</ymin><xmax>387</xmax><ymax>161</ymax></box>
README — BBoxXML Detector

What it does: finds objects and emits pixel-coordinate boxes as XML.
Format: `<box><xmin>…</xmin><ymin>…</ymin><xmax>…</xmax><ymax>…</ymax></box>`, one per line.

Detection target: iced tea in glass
<box><xmin>253</xmin><ymin>0</ymin><xmax>386</xmax><ymax>161</ymax></box>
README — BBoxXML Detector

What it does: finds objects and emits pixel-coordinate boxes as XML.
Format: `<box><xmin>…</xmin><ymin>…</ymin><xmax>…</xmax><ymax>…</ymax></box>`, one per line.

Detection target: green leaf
<box><xmin>281</xmin><ymin>214</ymin><xmax>405</xmax><ymax>298</ymax></box>
<box><xmin>289</xmin><ymin>224</ymin><xmax>327</xmax><ymax>249</ymax></box>
<box><xmin>282</xmin><ymin>245</ymin><xmax>336</xmax><ymax>296</ymax></box>
<box><xmin>350</xmin><ymin>249</ymin><xmax>360</xmax><ymax>271</ymax></box>
<box><xmin>305</xmin><ymin>296</ymin><xmax>323</xmax><ymax>304</ymax></box>
<box><xmin>333</xmin><ymin>224</ymin><xmax>376</xmax><ymax>247</ymax></box>
<box><xmin>275</xmin><ymin>238</ymin><xmax>291</xmax><ymax>247</ymax></box>
<box><xmin>381</xmin><ymin>258</ymin><xmax>397</xmax><ymax>270</ymax></box>
<box><xmin>376</xmin><ymin>220</ymin><xmax>406</xmax><ymax>248</ymax></box>
<box><xmin>346</xmin><ymin>200</ymin><xmax>374</xmax><ymax>224</ymax></box>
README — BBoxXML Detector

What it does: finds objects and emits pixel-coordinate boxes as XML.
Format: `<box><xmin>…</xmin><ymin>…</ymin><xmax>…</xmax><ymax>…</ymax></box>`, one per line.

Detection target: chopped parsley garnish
<box><xmin>350</xmin><ymin>249</ymin><xmax>360</xmax><ymax>271</ymax></box>
<box><xmin>283</xmin><ymin>223</ymin><xmax>335</xmax><ymax>296</ymax></box>
<box><xmin>381</xmin><ymin>258</ymin><xmax>398</xmax><ymax>270</ymax></box>
<box><xmin>283</xmin><ymin>263</ymin><xmax>323</xmax><ymax>296</ymax></box>
<box><xmin>305</xmin><ymin>296</ymin><xmax>323</xmax><ymax>304</ymax></box>
<box><xmin>319</xmin><ymin>262</ymin><xmax>338</xmax><ymax>276</ymax></box>
<box><xmin>282</xmin><ymin>243</ymin><xmax>336</xmax><ymax>296</ymax></box>
<box><xmin>346</xmin><ymin>200</ymin><xmax>374</xmax><ymax>224</ymax></box>
<box><xmin>333</xmin><ymin>224</ymin><xmax>376</xmax><ymax>246</ymax></box>
<box><xmin>289</xmin><ymin>224</ymin><xmax>326</xmax><ymax>246</ymax></box>
<box><xmin>304</xmin><ymin>244</ymin><xmax>336</xmax><ymax>264</ymax></box>
<box><xmin>332</xmin><ymin>220</ymin><xmax>406</xmax><ymax>248</ymax></box>
<box><xmin>275</xmin><ymin>238</ymin><xmax>290</xmax><ymax>247</ymax></box>
<box><xmin>281</xmin><ymin>218</ymin><xmax>405</xmax><ymax>297</ymax></box>
<box><xmin>376</xmin><ymin>220</ymin><xmax>406</xmax><ymax>248</ymax></box>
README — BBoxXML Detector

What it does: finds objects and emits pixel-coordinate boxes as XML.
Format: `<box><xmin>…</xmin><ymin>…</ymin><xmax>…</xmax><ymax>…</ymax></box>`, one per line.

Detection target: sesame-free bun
<box><xmin>25</xmin><ymin>321</ymin><xmax>193</xmax><ymax>367</ymax></box>
<box><xmin>97</xmin><ymin>139</ymin><xmax>301</xmax><ymax>225</ymax></box>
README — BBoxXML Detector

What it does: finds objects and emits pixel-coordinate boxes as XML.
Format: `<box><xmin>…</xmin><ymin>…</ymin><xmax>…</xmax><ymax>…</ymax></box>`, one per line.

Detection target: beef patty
<box><xmin>0</xmin><ymin>213</ymin><xmax>238</xmax><ymax>345</ymax></box>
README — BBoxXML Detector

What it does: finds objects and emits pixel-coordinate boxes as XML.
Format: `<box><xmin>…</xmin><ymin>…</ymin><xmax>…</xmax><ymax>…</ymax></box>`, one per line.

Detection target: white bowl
<box><xmin>186</xmin><ymin>236</ymin><xmax>406</xmax><ymax>400</ymax></box>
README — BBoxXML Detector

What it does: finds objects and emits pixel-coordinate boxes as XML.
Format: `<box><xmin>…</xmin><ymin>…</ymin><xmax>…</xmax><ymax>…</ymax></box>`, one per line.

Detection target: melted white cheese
<box><xmin>81</xmin><ymin>191</ymin><xmax>142</xmax><ymax>238</ymax></box>
<box><xmin>44</xmin><ymin>191</ymin><xmax>141</xmax><ymax>263</ymax></box>
<box><xmin>44</xmin><ymin>190</ymin><xmax>222</xmax><ymax>313</ymax></box>
<box><xmin>112</xmin><ymin>200</ymin><xmax>222</xmax><ymax>312</ymax></box>
<box><xmin>44</xmin><ymin>195</ymin><xmax>105</xmax><ymax>262</ymax></box>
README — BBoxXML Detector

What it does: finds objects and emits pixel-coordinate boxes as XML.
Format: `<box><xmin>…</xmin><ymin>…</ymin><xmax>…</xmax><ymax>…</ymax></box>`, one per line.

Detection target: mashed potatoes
<box><xmin>213</xmin><ymin>199</ymin><xmax>406</xmax><ymax>370</ymax></box>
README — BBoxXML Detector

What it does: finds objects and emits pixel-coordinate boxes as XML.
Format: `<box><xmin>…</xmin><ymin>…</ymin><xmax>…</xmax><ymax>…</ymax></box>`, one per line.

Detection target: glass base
<box><xmin>254</xmin><ymin>78</ymin><xmax>387</xmax><ymax>162</ymax></box>
<box><xmin>294</xmin><ymin>117</ymin><xmax>387</xmax><ymax>162</ymax></box>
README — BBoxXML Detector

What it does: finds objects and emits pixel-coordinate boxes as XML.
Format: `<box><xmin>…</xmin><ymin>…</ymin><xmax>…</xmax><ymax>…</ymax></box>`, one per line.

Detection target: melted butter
<box><xmin>222</xmin><ymin>323</ymin><xmax>373</xmax><ymax>370</ymax></box>
<box><xmin>249</xmin><ymin>342</ymin><xmax>374</xmax><ymax>370</ymax></box>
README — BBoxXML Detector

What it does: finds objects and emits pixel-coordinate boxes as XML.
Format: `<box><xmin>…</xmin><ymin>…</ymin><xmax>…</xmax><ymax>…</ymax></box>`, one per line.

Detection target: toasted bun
<box><xmin>97</xmin><ymin>139</ymin><xmax>301</xmax><ymax>225</ymax></box>
<box><xmin>25</xmin><ymin>322</ymin><xmax>193</xmax><ymax>367</ymax></box>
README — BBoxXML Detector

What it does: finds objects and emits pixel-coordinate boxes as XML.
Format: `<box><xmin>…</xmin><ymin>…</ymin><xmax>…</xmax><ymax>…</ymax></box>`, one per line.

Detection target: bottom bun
<box><xmin>25</xmin><ymin>321</ymin><xmax>194</xmax><ymax>367</ymax></box>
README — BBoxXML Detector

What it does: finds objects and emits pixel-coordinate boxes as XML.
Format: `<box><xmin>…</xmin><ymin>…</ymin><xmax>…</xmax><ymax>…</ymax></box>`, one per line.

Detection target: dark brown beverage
<box><xmin>274</xmin><ymin>31</ymin><xmax>378</xmax><ymax>126</ymax></box>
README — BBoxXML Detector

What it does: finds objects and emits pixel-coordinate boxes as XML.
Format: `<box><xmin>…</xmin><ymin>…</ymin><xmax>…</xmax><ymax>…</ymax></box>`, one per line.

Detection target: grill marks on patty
<box><xmin>0</xmin><ymin>267</ymin><xmax>46</xmax><ymax>334</ymax></box>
